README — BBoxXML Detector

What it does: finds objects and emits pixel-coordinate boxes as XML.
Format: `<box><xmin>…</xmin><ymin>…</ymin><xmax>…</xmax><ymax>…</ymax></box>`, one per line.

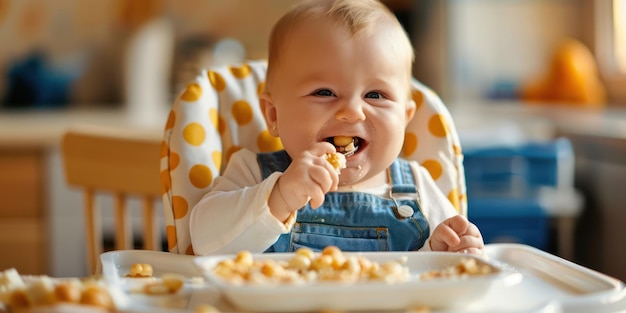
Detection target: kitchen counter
<box><xmin>0</xmin><ymin>107</ymin><xmax>169</xmax><ymax>147</ymax></box>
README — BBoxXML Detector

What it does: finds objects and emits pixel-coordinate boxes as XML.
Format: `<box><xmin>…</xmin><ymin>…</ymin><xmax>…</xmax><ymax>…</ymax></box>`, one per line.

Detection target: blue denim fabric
<box><xmin>258</xmin><ymin>150</ymin><xmax>429</xmax><ymax>252</ymax></box>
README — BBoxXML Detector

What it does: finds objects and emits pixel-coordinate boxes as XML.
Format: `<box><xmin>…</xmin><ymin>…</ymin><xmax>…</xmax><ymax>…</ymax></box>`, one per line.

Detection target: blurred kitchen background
<box><xmin>1</xmin><ymin>0</ymin><xmax>626</xmax><ymax>281</ymax></box>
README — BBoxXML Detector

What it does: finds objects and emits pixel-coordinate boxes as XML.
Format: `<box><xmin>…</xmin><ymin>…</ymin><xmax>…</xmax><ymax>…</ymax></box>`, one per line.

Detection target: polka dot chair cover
<box><xmin>161</xmin><ymin>60</ymin><xmax>467</xmax><ymax>255</ymax></box>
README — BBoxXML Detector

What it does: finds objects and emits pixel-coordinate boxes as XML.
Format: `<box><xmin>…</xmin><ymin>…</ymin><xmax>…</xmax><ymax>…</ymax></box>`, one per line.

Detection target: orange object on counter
<box><xmin>521</xmin><ymin>38</ymin><xmax>607</xmax><ymax>107</ymax></box>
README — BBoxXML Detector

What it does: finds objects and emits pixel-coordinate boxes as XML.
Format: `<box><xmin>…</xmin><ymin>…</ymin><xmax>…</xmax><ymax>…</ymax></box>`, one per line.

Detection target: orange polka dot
<box><xmin>257</xmin><ymin>82</ymin><xmax>266</xmax><ymax>95</ymax></box>
<box><xmin>209</xmin><ymin>108</ymin><xmax>219</xmax><ymax>131</ymax></box>
<box><xmin>212</xmin><ymin>151</ymin><xmax>222</xmax><ymax>173</ymax></box>
<box><xmin>422</xmin><ymin>159</ymin><xmax>443</xmax><ymax>180</ymax></box>
<box><xmin>189</xmin><ymin>164</ymin><xmax>213</xmax><ymax>188</ymax></box>
<box><xmin>208</xmin><ymin>71</ymin><xmax>226</xmax><ymax>92</ymax></box>
<box><xmin>453</xmin><ymin>144</ymin><xmax>462</xmax><ymax>155</ymax></box>
<box><xmin>185</xmin><ymin>244</ymin><xmax>195</xmax><ymax>255</ymax></box>
<box><xmin>232</xmin><ymin>100</ymin><xmax>253</xmax><ymax>126</ymax></box>
<box><xmin>160</xmin><ymin>170</ymin><xmax>171</xmax><ymax>194</ymax></box>
<box><xmin>172</xmin><ymin>196</ymin><xmax>188</xmax><ymax>219</ymax></box>
<box><xmin>225</xmin><ymin>145</ymin><xmax>242</xmax><ymax>164</ymax></box>
<box><xmin>459</xmin><ymin>193</ymin><xmax>467</xmax><ymax>209</ymax></box>
<box><xmin>257</xmin><ymin>130</ymin><xmax>283</xmax><ymax>152</ymax></box>
<box><xmin>180</xmin><ymin>83</ymin><xmax>202</xmax><ymax>102</ymax></box>
<box><xmin>218</xmin><ymin>115</ymin><xmax>226</xmax><ymax>135</ymax></box>
<box><xmin>165</xmin><ymin>110</ymin><xmax>175</xmax><ymax>130</ymax></box>
<box><xmin>447</xmin><ymin>188</ymin><xmax>460</xmax><ymax>212</ymax></box>
<box><xmin>183</xmin><ymin>123</ymin><xmax>206</xmax><ymax>146</ymax></box>
<box><xmin>169</xmin><ymin>152</ymin><xmax>180</xmax><ymax>170</ymax></box>
<box><xmin>166</xmin><ymin>225</ymin><xmax>177</xmax><ymax>251</ymax></box>
<box><xmin>402</xmin><ymin>132</ymin><xmax>418</xmax><ymax>157</ymax></box>
<box><xmin>160</xmin><ymin>140</ymin><xmax>168</xmax><ymax>158</ymax></box>
<box><xmin>428</xmin><ymin>114</ymin><xmax>449</xmax><ymax>138</ymax></box>
<box><xmin>412</xmin><ymin>89</ymin><xmax>424</xmax><ymax>111</ymax></box>
<box><xmin>229</xmin><ymin>64</ymin><xmax>251</xmax><ymax>79</ymax></box>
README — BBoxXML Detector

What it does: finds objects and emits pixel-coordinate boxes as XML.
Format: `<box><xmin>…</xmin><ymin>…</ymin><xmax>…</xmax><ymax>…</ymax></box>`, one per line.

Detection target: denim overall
<box><xmin>259</xmin><ymin>150</ymin><xmax>430</xmax><ymax>252</ymax></box>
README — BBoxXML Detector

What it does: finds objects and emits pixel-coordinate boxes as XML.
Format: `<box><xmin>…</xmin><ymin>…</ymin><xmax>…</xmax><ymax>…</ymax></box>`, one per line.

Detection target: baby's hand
<box><xmin>269</xmin><ymin>142</ymin><xmax>339</xmax><ymax>221</ymax></box>
<box><xmin>429</xmin><ymin>215</ymin><xmax>484</xmax><ymax>254</ymax></box>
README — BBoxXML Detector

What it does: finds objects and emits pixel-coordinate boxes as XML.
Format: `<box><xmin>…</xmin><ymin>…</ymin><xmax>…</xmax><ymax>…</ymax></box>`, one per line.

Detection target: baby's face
<box><xmin>265</xmin><ymin>18</ymin><xmax>414</xmax><ymax>187</ymax></box>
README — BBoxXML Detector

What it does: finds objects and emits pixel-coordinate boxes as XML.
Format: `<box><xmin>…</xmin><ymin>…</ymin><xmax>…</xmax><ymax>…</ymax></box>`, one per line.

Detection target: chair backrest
<box><xmin>62</xmin><ymin>126</ymin><xmax>162</xmax><ymax>274</ymax></box>
<box><xmin>161</xmin><ymin>60</ymin><xmax>466</xmax><ymax>255</ymax></box>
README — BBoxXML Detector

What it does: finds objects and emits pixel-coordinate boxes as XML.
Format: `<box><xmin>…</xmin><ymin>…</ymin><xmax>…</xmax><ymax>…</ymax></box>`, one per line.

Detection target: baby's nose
<box><xmin>335</xmin><ymin>98</ymin><xmax>366</xmax><ymax>122</ymax></box>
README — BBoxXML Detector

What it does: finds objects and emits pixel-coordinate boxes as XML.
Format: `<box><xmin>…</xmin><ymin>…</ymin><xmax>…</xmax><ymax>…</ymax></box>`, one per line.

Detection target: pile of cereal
<box><xmin>419</xmin><ymin>257</ymin><xmax>495</xmax><ymax>281</ymax></box>
<box><xmin>211</xmin><ymin>246</ymin><xmax>409</xmax><ymax>285</ymax></box>
<box><xmin>0</xmin><ymin>268</ymin><xmax>114</xmax><ymax>311</ymax></box>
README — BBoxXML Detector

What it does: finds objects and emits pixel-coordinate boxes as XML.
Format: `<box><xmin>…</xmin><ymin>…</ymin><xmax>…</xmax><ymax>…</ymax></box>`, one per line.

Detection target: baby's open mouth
<box><xmin>326</xmin><ymin>136</ymin><xmax>362</xmax><ymax>157</ymax></box>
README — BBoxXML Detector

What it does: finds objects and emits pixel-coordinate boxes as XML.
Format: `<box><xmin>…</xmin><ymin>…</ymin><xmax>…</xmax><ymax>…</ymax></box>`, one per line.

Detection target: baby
<box><xmin>190</xmin><ymin>0</ymin><xmax>483</xmax><ymax>255</ymax></box>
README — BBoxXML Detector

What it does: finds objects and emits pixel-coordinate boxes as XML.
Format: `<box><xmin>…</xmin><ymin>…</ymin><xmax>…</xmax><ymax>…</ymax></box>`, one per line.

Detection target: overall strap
<box><xmin>389</xmin><ymin>159</ymin><xmax>418</xmax><ymax>194</ymax></box>
<box><xmin>257</xmin><ymin>150</ymin><xmax>292</xmax><ymax>179</ymax></box>
<box><xmin>387</xmin><ymin>158</ymin><xmax>422</xmax><ymax>219</ymax></box>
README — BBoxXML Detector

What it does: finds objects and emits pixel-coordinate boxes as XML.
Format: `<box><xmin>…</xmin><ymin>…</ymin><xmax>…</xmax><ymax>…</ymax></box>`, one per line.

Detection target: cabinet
<box><xmin>0</xmin><ymin>148</ymin><xmax>48</xmax><ymax>274</ymax></box>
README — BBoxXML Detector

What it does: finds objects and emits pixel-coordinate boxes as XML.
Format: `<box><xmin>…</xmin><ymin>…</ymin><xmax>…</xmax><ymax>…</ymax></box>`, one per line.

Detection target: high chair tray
<box><xmin>98</xmin><ymin>244</ymin><xmax>626</xmax><ymax>313</ymax></box>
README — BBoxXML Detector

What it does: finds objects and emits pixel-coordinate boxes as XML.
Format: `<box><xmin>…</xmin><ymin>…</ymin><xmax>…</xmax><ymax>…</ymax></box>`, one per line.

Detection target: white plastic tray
<box><xmin>477</xmin><ymin>243</ymin><xmax>626</xmax><ymax>313</ymax></box>
<box><xmin>99</xmin><ymin>244</ymin><xmax>626</xmax><ymax>313</ymax></box>
<box><xmin>194</xmin><ymin>251</ymin><xmax>519</xmax><ymax>312</ymax></box>
<box><xmin>99</xmin><ymin>250</ymin><xmax>219</xmax><ymax>313</ymax></box>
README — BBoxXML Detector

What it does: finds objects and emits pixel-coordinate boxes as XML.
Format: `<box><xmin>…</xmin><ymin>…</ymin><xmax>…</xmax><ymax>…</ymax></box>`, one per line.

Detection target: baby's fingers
<box><xmin>430</xmin><ymin>224</ymin><xmax>461</xmax><ymax>251</ymax></box>
<box><xmin>447</xmin><ymin>234</ymin><xmax>484</xmax><ymax>254</ymax></box>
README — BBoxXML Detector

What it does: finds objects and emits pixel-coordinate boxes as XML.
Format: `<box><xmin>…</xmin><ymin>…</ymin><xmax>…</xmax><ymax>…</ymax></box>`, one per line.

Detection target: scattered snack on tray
<box><xmin>124</xmin><ymin>262</ymin><xmax>185</xmax><ymax>295</ymax></box>
<box><xmin>127</xmin><ymin>263</ymin><xmax>154</xmax><ymax>278</ymax></box>
<box><xmin>0</xmin><ymin>268</ymin><xmax>115</xmax><ymax>311</ymax></box>
<box><xmin>211</xmin><ymin>246</ymin><xmax>409</xmax><ymax>285</ymax></box>
<box><xmin>141</xmin><ymin>273</ymin><xmax>185</xmax><ymax>295</ymax></box>
<box><xmin>194</xmin><ymin>303</ymin><xmax>222</xmax><ymax>313</ymax></box>
<box><xmin>419</xmin><ymin>257</ymin><xmax>495</xmax><ymax>281</ymax></box>
<box><xmin>406</xmin><ymin>305</ymin><xmax>431</xmax><ymax>313</ymax></box>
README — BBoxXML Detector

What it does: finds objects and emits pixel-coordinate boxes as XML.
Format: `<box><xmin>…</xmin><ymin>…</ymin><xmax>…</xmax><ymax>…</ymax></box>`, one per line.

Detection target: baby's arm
<box><xmin>189</xmin><ymin>149</ymin><xmax>290</xmax><ymax>255</ymax></box>
<box><xmin>409</xmin><ymin>162</ymin><xmax>484</xmax><ymax>254</ymax></box>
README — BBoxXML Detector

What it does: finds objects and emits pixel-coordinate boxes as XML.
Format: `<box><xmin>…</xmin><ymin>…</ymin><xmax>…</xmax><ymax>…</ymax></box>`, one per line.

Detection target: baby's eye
<box><xmin>312</xmin><ymin>89</ymin><xmax>335</xmax><ymax>97</ymax></box>
<box><xmin>364</xmin><ymin>91</ymin><xmax>383</xmax><ymax>99</ymax></box>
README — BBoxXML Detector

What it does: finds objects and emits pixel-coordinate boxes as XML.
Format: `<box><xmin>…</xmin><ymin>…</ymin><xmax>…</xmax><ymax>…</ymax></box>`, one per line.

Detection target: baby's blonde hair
<box><xmin>265</xmin><ymin>0</ymin><xmax>415</xmax><ymax>92</ymax></box>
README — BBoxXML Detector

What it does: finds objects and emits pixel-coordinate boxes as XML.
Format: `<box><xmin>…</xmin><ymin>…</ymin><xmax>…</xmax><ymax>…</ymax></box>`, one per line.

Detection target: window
<box><xmin>614</xmin><ymin>0</ymin><xmax>626</xmax><ymax>73</ymax></box>
<box><xmin>595</xmin><ymin>0</ymin><xmax>626</xmax><ymax>104</ymax></box>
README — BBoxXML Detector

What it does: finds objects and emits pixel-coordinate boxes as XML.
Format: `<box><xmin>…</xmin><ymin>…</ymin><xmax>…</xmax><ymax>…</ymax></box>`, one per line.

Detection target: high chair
<box><xmin>62</xmin><ymin>126</ymin><xmax>163</xmax><ymax>274</ymax></box>
<box><xmin>161</xmin><ymin>60</ymin><xmax>467</xmax><ymax>255</ymax></box>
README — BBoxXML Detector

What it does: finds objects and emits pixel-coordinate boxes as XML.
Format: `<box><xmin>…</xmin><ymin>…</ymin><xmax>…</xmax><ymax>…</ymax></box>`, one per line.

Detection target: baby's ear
<box><xmin>405</xmin><ymin>98</ymin><xmax>416</xmax><ymax>126</ymax></box>
<box><xmin>259</xmin><ymin>92</ymin><xmax>279</xmax><ymax>136</ymax></box>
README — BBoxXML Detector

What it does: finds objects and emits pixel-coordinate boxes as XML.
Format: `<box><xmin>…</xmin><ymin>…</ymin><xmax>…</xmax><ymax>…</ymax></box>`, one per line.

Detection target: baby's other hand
<box><xmin>269</xmin><ymin>142</ymin><xmax>338</xmax><ymax>221</ymax></box>
<box><xmin>429</xmin><ymin>215</ymin><xmax>484</xmax><ymax>254</ymax></box>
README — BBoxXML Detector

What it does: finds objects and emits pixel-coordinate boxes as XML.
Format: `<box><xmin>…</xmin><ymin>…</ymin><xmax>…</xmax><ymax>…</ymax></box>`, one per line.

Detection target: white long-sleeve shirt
<box><xmin>190</xmin><ymin>149</ymin><xmax>459</xmax><ymax>256</ymax></box>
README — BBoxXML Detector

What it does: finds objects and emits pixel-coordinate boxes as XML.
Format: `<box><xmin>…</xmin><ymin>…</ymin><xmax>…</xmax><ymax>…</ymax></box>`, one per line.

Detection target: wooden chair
<box><xmin>61</xmin><ymin>126</ymin><xmax>162</xmax><ymax>274</ymax></box>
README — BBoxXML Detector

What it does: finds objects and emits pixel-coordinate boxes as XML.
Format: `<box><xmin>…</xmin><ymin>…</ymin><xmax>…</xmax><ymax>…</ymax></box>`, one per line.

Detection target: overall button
<box><xmin>397</xmin><ymin>205</ymin><xmax>414</xmax><ymax>218</ymax></box>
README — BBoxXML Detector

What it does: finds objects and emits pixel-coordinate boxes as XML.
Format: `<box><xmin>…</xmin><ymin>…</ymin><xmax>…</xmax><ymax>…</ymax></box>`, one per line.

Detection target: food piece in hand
<box><xmin>325</xmin><ymin>152</ymin><xmax>346</xmax><ymax>173</ymax></box>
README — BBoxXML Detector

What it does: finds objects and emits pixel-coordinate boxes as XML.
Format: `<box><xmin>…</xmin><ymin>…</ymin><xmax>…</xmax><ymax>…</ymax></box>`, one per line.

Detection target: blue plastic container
<box><xmin>468</xmin><ymin>196</ymin><xmax>550</xmax><ymax>250</ymax></box>
<box><xmin>463</xmin><ymin>138</ymin><xmax>573</xmax><ymax>250</ymax></box>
